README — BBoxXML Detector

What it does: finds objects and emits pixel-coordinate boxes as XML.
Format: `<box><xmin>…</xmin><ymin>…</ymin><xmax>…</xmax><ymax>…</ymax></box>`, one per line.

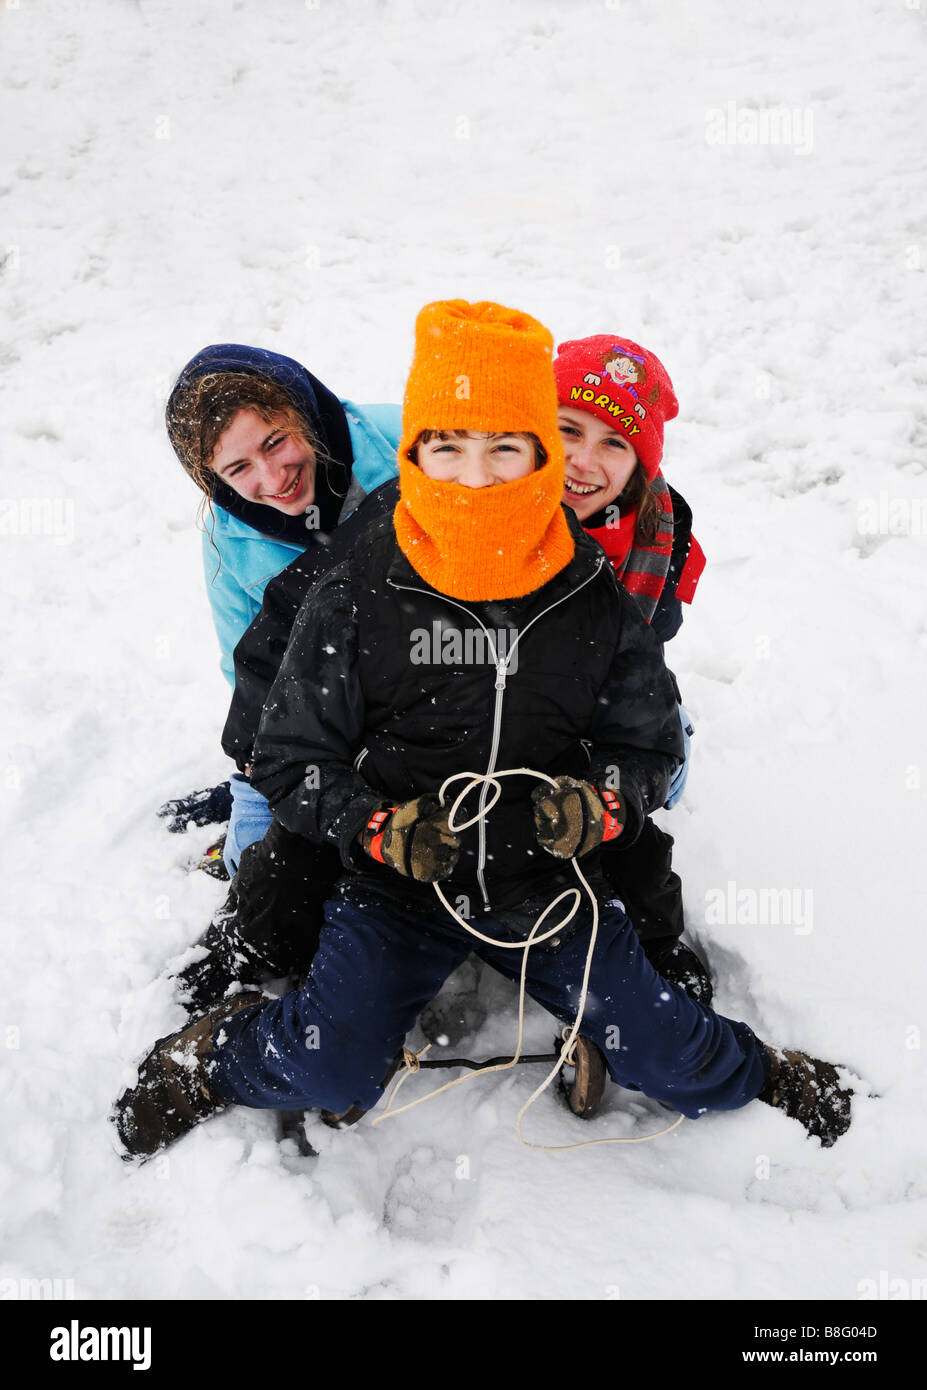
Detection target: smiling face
<box><xmin>557</xmin><ymin>407</ymin><xmax>638</xmax><ymax>521</ymax></box>
<box><xmin>415</xmin><ymin>430</ymin><xmax>539</xmax><ymax>487</ymax></box>
<box><xmin>210</xmin><ymin>407</ymin><xmax>316</xmax><ymax>512</ymax></box>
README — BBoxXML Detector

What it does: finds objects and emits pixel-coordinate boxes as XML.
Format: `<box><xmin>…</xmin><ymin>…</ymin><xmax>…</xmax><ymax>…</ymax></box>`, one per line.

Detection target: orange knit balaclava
<box><xmin>394</xmin><ymin>300</ymin><xmax>575</xmax><ymax>601</ymax></box>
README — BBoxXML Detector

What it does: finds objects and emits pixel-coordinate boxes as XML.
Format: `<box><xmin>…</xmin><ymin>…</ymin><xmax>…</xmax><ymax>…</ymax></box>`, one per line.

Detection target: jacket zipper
<box><xmin>387</xmin><ymin>558</ymin><xmax>605</xmax><ymax>911</ymax></box>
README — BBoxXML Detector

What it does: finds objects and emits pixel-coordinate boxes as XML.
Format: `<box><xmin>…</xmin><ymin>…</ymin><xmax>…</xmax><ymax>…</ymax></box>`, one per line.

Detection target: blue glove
<box><xmin>664</xmin><ymin>704</ymin><xmax>693</xmax><ymax>810</ymax></box>
<box><xmin>224</xmin><ymin>774</ymin><xmax>274</xmax><ymax>876</ymax></box>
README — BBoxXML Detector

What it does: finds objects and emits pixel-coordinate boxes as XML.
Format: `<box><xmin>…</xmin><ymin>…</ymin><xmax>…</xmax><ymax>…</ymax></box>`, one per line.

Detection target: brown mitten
<box><xmin>360</xmin><ymin>795</ymin><xmax>461</xmax><ymax>883</ymax></box>
<box><xmin>531</xmin><ymin>776</ymin><xmax>625</xmax><ymax>859</ymax></box>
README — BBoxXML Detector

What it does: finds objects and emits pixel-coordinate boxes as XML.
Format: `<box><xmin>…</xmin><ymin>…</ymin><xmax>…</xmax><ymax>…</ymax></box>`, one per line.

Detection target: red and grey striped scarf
<box><xmin>583</xmin><ymin>471</ymin><xmax>674</xmax><ymax>623</ymax></box>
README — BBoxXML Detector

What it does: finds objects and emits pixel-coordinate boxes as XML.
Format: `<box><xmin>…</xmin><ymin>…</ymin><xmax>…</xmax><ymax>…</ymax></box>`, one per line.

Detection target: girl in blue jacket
<box><xmin>164</xmin><ymin>344</ymin><xmax>400</xmax><ymax>872</ymax></box>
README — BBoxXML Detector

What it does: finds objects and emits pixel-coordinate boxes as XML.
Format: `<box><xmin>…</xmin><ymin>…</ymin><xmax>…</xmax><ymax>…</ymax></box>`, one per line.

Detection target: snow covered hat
<box><xmin>553</xmin><ymin>335</ymin><xmax>679</xmax><ymax>482</ymax></box>
<box><xmin>399</xmin><ymin>299</ymin><xmax>564</xmax><ymax>473</ymax></box>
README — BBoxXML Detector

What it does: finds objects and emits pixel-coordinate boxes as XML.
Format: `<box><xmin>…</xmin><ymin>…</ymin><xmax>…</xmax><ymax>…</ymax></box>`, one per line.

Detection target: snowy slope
<box><xmin>1</xmin><ymin>0</ymin><xmax>925</xmax><ymax>1302</ymax></box>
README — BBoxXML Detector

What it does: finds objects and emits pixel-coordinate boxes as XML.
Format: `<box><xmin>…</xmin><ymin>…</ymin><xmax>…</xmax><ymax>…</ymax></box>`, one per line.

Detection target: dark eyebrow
<box><xmin>217</xmin><ymin>430</ymin><xmax>280</xmax><ymax>475</ymax></box>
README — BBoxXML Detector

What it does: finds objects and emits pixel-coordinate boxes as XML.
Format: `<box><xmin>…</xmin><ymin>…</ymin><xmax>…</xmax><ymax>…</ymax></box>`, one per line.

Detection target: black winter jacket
<box><xmin>250</xmin><ymin>509</ymin><xmax>684</xmax><ymax>919</ymax></box>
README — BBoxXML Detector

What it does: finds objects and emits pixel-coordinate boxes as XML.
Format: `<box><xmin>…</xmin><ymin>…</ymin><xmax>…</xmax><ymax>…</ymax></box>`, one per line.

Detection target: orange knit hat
<box><xmin>395</xmin><ymin>300</ymin><xmax>574</xmax><ymax>601</ymax></box>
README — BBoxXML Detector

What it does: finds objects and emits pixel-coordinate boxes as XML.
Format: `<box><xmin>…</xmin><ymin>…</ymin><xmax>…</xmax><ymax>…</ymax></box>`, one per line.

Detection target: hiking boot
<box><xmin>173</xmin><ymin>915</ymin><xmax>270</xmax><ymax>1019</ymax></box>
<box><xmin>758</xmin><ymin>1046</ymin><xmax>853</xmax><ymax>1148</ymax></box>
<box><xmin>111</xmin><ymin>991</ymin><xmax>265</xmax><ymax>1162</ymax></box>
<box><xmin>643</xmin><ymin>937</ymin><xmax>714</xmax><ymax>1006</ymax></box>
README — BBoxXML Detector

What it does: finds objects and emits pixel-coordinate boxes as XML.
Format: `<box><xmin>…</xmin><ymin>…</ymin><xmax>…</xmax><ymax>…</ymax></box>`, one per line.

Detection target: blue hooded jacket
<box><xmin>166</xmin><ymin>345</ymin><xmax>400</xmax><ymax>683</ymax></box>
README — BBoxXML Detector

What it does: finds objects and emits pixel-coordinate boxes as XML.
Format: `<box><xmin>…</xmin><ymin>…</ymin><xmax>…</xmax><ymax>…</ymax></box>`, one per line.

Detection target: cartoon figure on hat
<box><xmin>602</xmin><ymin>346</ymin><xmax>647</xmax><ymax>395</ymax></box>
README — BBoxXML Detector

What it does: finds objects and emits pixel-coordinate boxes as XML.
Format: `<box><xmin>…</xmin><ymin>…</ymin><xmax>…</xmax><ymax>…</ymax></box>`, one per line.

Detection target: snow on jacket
<box><xmin>250</xmin><ymin>508</ymin><xmax>684</xmax><ymax>917</ymax></box>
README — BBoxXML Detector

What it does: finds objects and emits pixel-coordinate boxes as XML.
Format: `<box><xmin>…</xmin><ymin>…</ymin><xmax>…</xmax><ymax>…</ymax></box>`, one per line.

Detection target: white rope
<box><xmin>371</xmin><ymin>768</ymin><xmax>685</xmax><ymax>1151</ymax></box>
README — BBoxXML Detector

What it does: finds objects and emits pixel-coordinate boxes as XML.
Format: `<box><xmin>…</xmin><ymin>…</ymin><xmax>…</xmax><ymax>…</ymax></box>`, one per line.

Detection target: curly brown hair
<box><xmin>165</xmin><ymin>371</ymin><xmax>318</xmax><ymax>501</ymax></box>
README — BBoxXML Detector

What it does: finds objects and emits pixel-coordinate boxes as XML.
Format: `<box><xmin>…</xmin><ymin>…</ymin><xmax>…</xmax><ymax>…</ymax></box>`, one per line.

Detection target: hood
<box><xmin>166</xmin><ymin>343</ymin><xmax>354</xmax><ymax>541</ymax></box>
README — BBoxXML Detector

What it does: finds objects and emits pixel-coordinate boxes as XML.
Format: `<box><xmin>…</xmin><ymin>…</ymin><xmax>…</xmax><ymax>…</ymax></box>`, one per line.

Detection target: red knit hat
<box><xmin>553</xmin><ymin>335</ymin><xmax>678</xmax><ymax>482</ymax></box>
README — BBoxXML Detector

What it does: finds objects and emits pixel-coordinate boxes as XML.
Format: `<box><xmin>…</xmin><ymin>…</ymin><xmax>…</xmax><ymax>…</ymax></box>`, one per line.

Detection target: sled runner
<box><xmin>318</xmin><ymin>1033</ymin><xmax>609</xmax><ymax>1129</ymax></box>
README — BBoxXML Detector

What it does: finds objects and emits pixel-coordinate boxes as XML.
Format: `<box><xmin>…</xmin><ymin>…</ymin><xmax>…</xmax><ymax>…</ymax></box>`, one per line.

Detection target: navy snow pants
<box><xmin>208</xmin><ymin>884</ymin><xmax>769</xmax><ymax>1119</ymax></box>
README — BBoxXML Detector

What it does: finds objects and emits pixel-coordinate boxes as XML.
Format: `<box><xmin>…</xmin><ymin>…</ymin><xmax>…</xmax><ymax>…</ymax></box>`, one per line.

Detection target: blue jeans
<box><xmin>223</xmin><ymin>774</ymin><xmax>274</xmax><ymax>876</ymax></box>
<box><xmin>209</xmin><ymin>884</ymin><xmax>768</xmax><ymax>1118</ymax></box>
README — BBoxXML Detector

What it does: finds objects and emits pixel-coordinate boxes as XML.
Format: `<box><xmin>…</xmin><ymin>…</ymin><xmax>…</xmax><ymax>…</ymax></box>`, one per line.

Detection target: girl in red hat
<box><xmin>554</xmin><ymin>335</ymin><xmax>710</xmax><ymax>1003</ymax></box>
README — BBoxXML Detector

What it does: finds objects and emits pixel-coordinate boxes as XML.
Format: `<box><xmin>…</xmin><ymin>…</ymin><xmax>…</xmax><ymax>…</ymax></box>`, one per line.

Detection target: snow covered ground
<box><xmin>1</xmin><ymin>0</ymin><xmax>926</xmax><ymax>1303</ymax></box>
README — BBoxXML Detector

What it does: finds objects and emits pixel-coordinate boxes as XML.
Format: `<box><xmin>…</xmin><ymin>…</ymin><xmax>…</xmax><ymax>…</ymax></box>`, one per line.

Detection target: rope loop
<box><xmin>371</xmin><ymin>767</ymin><xmax>684</xmax><ymax>1152</ymax></box>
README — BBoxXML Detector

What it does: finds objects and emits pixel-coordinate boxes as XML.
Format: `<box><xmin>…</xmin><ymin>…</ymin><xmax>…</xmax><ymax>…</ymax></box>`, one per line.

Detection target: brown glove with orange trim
<box><xmin>359</xmin><ymin>795</ymin><xmax>461</xmax><ymax>883</ymax></box>
<box><xmin>531</xmin><ymin>776</ymin><xmax>626</xmax><ymax>859</ymax></box>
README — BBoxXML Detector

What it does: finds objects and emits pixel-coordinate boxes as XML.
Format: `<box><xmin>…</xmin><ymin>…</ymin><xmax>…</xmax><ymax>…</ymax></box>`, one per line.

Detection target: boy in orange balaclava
<box><xmin>113</xmin><ymin>301</ymin><xmax>852</xmax><ymax>1161</ymax></box>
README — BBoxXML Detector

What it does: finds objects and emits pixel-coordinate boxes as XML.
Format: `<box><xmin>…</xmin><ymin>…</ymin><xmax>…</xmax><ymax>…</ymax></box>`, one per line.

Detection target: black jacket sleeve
<box><xmin>585</xmin><ymin>570</ymin><xmax>684</xmax><ymax>844</ymax></box>
<box><xmin>649</xmin><ymin>484</ymin><xmax>695</xmax><ymax>644</ymax></box>
<box><xmin>248</xmin><ymin>563</ymin><xmax>385</xmax><ymax>867</ymax></box>
<box><xmin>222</xmin><ymin>557</ymin><xmax>318</xmax><ymax>771</ymax></box>
<box><xmin>649</xmin><ymin>593</ymin><xmax>683</xmax><ymax>645</ymax></box>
